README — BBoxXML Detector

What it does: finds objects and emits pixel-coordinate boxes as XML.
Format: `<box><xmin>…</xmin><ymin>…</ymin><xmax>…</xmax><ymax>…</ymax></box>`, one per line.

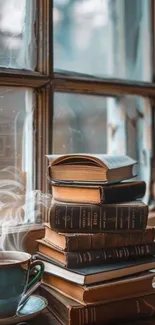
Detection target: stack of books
<box><xmin>37</xmin><ymin>154</ymin><xmax>155</xmax><ymax>325</ymax></box>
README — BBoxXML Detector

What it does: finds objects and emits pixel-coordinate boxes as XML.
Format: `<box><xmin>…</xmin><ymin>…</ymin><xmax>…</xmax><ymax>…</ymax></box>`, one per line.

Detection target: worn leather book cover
<box><xmin>42</xmin><ymin>272</ymin><xmax>155</xmax><ymax>305</ymax></box>
<box><xmin>37</xmin><ymin>239</ymin><xmax>155</xmax><ymax>268</ymax></box>
<box><xmin>52</xmin><ymin>181</ymin><xmax>146</xmax><ymax>204</ymax></box>
<box><xmin>35</xmin><ymin>254</ymin><xmax>155</xmax><ymax>285</ymax></box>
<box><xmin>44</xmin><ymin>224</ymin><xmax>155</xmax><ymax>252</ymax></box>
<box><xmin>40</xmin><ymin>285</ymin><xmax>155</xmax><ymax>325</ymax></box>
<box><xmin>49</xmin><ymin>201</ymin><xmax>148</xmax><ymax>232</ymax></box>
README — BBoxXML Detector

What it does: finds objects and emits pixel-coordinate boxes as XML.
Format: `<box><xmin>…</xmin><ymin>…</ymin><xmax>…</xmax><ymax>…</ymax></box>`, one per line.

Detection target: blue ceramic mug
<box><xmin>0</xmin><ymin>251</ymin><xmax>44</xmax><ymax>318</ymax></box>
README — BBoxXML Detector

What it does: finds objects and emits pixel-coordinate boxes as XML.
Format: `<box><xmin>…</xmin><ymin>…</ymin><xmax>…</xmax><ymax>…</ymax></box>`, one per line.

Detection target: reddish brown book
<box><xmin>37</xmin><ymin>239</ymin><xmax>155</xmax><ymax>268</ymax></box>
<box><xmin>40</xmin><ymin>286</ymin><xmax>155</xmax><ymax>325</ymax></box>
<box><xmin>52</xmin><ymin>181</ymin><xmax>146</xmax><ymax>204</ymax></box>
<box><xmin>44</xmin><ymin>224</ymin><xmax>155</xmax><ymax>252</ymax></box>
<box><xmin>42</xmin><ymin>272</ymin><xmax>155</xmax><ymax>305</ymax></box>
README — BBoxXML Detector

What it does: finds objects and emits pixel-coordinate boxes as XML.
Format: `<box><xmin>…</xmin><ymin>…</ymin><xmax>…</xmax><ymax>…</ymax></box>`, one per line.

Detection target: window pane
<box><xmin>0</xmin><ymin>88</ymin><xmax>36</xmax><ymax>226</ymax></box>
<box><xmin>0</xmin><ymin>0</ymin><xmax>36</xmax><ymax>69</ymax></box>
<box><xmin>53</xmin><ymin>92</ymin><xmax>152</xmax><ymax>203</ymax></box>
<box><xmin>54</xmin><ymin>0</ymin><xmax>152</xmax><ymax>82</ymax></box>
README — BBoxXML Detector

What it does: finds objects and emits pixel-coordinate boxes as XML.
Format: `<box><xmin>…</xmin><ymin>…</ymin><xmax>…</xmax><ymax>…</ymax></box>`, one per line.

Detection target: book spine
<box><xmin>66</xmin><ymin>234</ymin><xmax>93</xmax><ymax>251</ymax></box>
<box><xmin>66</xmin><ymin>229</ymin><xmax>155</xmax><ymax>251</ymax></box>
<box><xmin>66</xmin><ymin>243</ymin><xmax>155</xmax><ymax>268</ymax></box>
<box><xmin>40</xmin><ymin>286</ymin><xmax>155</xmax><ymax>325</ymax></box>
<box><xmin>101</xmin><ymin>182</ymin><xmax>146</xmax><ymax>203</ymax></box>
<box><xmin>49</xmin><ymin>203</ymin><xmax>148</xmax><ymax>233</ymax></box>
<box><xmin>72</xmin><ymin>294</ymin><xmax>155</xmax><ymax>325</ymax></box>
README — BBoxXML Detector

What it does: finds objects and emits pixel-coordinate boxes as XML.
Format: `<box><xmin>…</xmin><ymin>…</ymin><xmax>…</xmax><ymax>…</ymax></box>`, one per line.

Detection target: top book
<box><xmin>46</xmin><ymin>154</ymin><xmax>138</xmax><ymax>183</ymax></box>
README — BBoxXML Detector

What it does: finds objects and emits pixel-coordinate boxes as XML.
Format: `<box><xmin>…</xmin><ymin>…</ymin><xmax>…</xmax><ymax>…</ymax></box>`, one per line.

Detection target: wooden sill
<box><xmin>53</xmin><ymin>72</ymin><xmax>155</xmax><ymax>97</ymax></box>
<box><xmin>0</xmin><ymin>68</ymin><xmax>49</xmax><ymax>88</ymax></box>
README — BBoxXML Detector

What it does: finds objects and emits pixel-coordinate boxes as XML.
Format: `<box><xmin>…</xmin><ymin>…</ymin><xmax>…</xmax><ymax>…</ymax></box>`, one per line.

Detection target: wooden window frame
<box><xmin>1</xmin><ymin>0</ymin><xmax>155</xmax><ymax>199</ymax></box>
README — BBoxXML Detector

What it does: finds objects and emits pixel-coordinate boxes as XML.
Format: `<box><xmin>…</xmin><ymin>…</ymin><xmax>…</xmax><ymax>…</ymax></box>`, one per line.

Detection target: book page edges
<box><xmin>46</xmin><ymin>154</ymin><xmax>137</xmax><ymax>169</ymax></box>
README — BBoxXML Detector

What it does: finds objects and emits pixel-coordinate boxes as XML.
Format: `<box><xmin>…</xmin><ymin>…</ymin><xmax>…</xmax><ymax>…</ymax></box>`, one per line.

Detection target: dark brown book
<box><xmin>47</xmin><ymin>154</ymin><xmax>137</xmax><ymax>183</ymax></box>
<box><xmin>42</xmin><ymin>272</ymin><xmax>155</xmax><ymax>305</ymax></box>
<box><xmin>37</xmin><ymin>239</ymin><xmax>155</xmax><ymax>268</ymax></box>
<box><xmin>36</xmin><ymin>254</ymin><xmax>155</xmax><ymax>285</ymax></box>
<box><xmin>40</xmin><ymin>286</ymin><xmax>155</xmax><ymax>325</ymax></box>
<box><xmin>125</xmin><ymin>320</ymin><xmax>155</xmax><ymax>325</ymax></box>
<box><xmin>49</xmin><ymin>201</ymin><xmax>148</xmax><ymax>233</ymax></box>
<box><xmin>52</xmin><ymin>181</ymin><xmax>146</xmax><ymax>204</ymax></box>
<box><xmin>44</xmin><ymin>224</ymin><xmax>155</xmax><ymax>251</ymax></box>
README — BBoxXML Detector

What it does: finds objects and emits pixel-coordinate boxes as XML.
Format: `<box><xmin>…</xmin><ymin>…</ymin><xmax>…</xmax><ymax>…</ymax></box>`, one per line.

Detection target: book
<box><xmin>125</xmin><ymin>320</ymin><xmax>155</xmax><ymax>325</ymax></box>
<box><xmin>52</xmin><ymin>180</ymin><xmax>146</xmax><ymax>204</ymax></box>
<box><xmin>36</xmin><ymin>254</ymin><xmax>155</xmax><ymax>285</ymax></box>
<box><xmin>44</xmin><ymin>224</ymin><xmax>155</xmax><ymax>252</ymax></box>
<box><xmin>37</xmin><ymin>240</ymin><xmax>155</xmax><ymax>268</ymax></box>
<box><xmin>49</xmin><ymin>201</ymin><xmax>148</xmax><ymax>232</ymax></box>
<box><xmin>46</xmin><ymin>154</ymin><xmax>137</xmax><ymax>183</ymax></box>
<box><xmin>40</xmin><ymin>286</ymin><xmax>155</xmax><ymax>325</ymax></box>
<box><xmin>42</xmin><ymin>272</ymin><xmax>155</xmax><ymax>305</ymax></box>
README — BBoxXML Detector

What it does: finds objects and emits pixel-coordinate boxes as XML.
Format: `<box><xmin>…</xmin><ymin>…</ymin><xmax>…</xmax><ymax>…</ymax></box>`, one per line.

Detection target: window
<box><xmin>0</xmin><ymin>0</ymin><xmax>36</xmax><ymax>69</ymax></box>
<box><xmin>0</xmin><ymin>88</ymin><xmax>35</xmax><ymax>224</ymax></box>
<box><xmin>54</xmin><ymin>0</ymin><xmax>151</xmax><ymax>81</ymax></box>
<box><xmin>0</xmin><ymin>0</ymin><xmax>155</xmax><ymax>229</ymax></box>
<box><xmin>0</xmin><ymin>0</ymin><xmax>49</xmax><ymax>229</ymax></box>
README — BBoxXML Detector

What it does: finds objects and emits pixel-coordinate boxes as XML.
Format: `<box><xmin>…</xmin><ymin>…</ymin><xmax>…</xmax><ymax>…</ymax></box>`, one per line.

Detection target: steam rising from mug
<box><xmin>0</xmin><ymin>166</ymin><xmax>52</xmax><ymax>251</ymax></box>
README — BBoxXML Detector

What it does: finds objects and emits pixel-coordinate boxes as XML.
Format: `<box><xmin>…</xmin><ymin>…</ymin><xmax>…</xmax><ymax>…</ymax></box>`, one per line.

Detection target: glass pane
<box><xmin>0</xmin><ymin>87</ymin><xmax>36</xmax><ymax>229</ymax></box>
<box><xmin>54</xmin><ymin>0</ymin><xmax>152</xmax><ymax>82</ymax></box>
<box><xmin>53</xmin><ymin>92</ymin><xmax>152</xmax><ymax>203</ymax></box>
<box><xmin>0</xmin><ymin>0</ymin><xmax>36</xmax><ymax>69</ymax></box>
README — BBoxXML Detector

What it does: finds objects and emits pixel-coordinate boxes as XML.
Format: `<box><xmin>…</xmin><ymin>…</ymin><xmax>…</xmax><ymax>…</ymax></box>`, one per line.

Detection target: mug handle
<box><xmin>17</xmin><ymin>260</ymin><xmax>44</xmax><ymax>311</ymax></box>
<box><xmin>26</xmin><ymin>260</ymin><xmax>44</xmax><ymax>290</ymax></box>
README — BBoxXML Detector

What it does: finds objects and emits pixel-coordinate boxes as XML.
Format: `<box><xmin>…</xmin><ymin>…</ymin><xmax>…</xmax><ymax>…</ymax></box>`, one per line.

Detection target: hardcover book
<box><xmin>46</xmin><ymin>154</ymin><xmax>137</xmax><ymax>183</ymax></box>
<box><xmin>52</xmin><ymin>180</ymin><xmax>146</xmax><ymax>204</ymax></box>
<box><xmin>49</xmin><ymin>201</ymin><xmax>148</xmax><ymax>232</ymax></box>
<box><xmin>42</xmin><ymin>272</ymin><xmax>155</xmax><ymax>305</ymax></box>
<box><xmin>40</xmin><ymin>286</ymin><xmax>155</xmax><ymax>325</ymax></box>
<box><xmin>44</xmin><ymin>224</ymin><xmax>155</xmax><ymax>252</ymax></box>
<box><xmin>37</xmin><ymin>240</ymin><xmax>155</xmax><ymax>268</ymax></box>
<box><xmin>35</xmin><ymin>254</ymin><xmax>155</xmax><ymax>285</ymax></box>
